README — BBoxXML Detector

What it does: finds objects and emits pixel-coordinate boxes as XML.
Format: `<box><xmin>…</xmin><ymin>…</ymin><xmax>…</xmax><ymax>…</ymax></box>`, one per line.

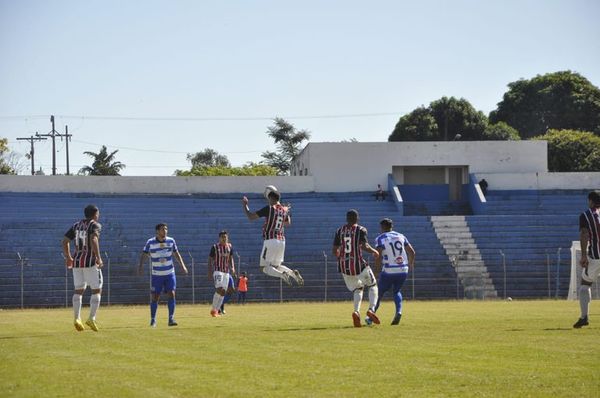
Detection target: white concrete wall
<box><xmin>0</xmin><ymin>175</ymin><xmax>315</xmax><ymax>194</ymax></box>
<box><xmin>295</xmin><ymin>141</ymin><xmax>548</xmax><ymax>191</ymax></box>
<box><xmin>473</xmin><ymin>172</ymin><xmax>600</xmax><ymax>190</ymax></box>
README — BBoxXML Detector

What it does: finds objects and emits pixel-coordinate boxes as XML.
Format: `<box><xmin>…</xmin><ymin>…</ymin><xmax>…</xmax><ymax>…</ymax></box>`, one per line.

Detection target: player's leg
<box><xmin>260</xmin><ymin>240</ymin><xmax>291</xmax><ymax>284</ymax></box>
<box><xmin>150</xmin><ymin>276</ymin><xmax>162</xmax><ymax>327</ymax></box>
<box><xmin>166</xmin><ymin>274</ymin><xmax>177</xmax><ymax>326</ymax></box>
<box><xmin>343</xmin><ymin>274</ymin><xmax>363</xmax><ymax>327</ymax></box>
<box><xmin>360</xmin><ymin>267</ymin><xmax>380</xmax><ymax>325</ymax></box>
<box><xmin>574</xmin><ymin>259</ymin><xmax>599</xmax><ymax>328</ymax></box>
<box><xmin>391</xmin><ymin>274</ymin><xmax>408</xmax><ymax>325</ymax></box>
<box><xmin>221</xmin><ymin>274</ymin><xmax>235</xmax><ymax>314</ymax></box>
<box><xmin>72</xmin><ymin>269</ymin><xmax>86</xmax><ymax>331</ymax></box>
<box><xmin>84</xmin><ymin>267</ymin><xmax>104</xmax><ymax>332</ymax></box>
<box><xmin>211</xmin><ymin>271</ymin><xmax>227</xmax><ymax>317</ymax></box>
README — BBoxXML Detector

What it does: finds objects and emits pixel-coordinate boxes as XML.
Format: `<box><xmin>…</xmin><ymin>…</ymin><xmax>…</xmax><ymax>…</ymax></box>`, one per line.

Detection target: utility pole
<box><xmin>16</xmin><ymin>134</ymin><xmax>47</xmax><ymax>175</ymax></box>
<box><xmin>57</xmin><ymin>125</ymin><xmax>72</xmax><ymax>175</ymax></box>
<box><xmin>36</xmin><ymin>115</ymin><xmax>59</xmax><ymax>175</ymax></box>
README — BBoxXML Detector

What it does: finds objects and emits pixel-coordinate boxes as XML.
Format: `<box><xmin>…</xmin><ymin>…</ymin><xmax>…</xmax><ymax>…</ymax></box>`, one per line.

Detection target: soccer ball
<box><xmin>264</xmin><ymin>185</ymin><xmax>279</xmax><ymax>199</ymax></box>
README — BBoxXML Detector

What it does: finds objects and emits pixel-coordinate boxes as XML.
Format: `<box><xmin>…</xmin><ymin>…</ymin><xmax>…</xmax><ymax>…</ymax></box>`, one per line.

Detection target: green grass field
<box><xmin>1</xmin><ymin>300</ymin><xmax>599</xmax><ymax>397</ymax></box>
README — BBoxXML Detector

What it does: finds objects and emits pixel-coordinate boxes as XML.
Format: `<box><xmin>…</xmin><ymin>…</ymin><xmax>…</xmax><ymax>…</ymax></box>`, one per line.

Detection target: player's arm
<box><xmin>374</xmin><ymin>247</ymin><xmax>384</xmax><ymax>269</ymax></box>
<box><xmin>332</xmin><ymin>231</ymin><xmax>341</xmax><ymax>257</ymax></box>
<box><xmin>138</xmin><ymin>252</ymin><xmax>149</xmax><ymax>275</ymax></box>
<box><xmin>230</xmin><ymin>251</ymin><xmax>236</xmax><ymax>278</ymax></box>
<box><xmin>61</xmin><ymin>237</ymin><xmax>74</xmax><ymax>268</ymax></box>
<box><xmin>405</xmin><ymin>243</ymin><xmax>416</xmax><ymax>270</ymax></box>
<box><xmin>362</xmin><ymin>242</ymin><xmax>379</xmax><ymax>259</ymax></box>
<box><xmin>90</xmin><ymin>233</ymin><xmax>103</xmax><ymax>268</ymax></box>
<box><xmin>242</xmin><ymin>196</ymin><xmax>260</xmax><ymax>220</ymax></box>
<box><xmin>579</xmin><ymin>214</ymin><xmax>590</xmax><ymax>268</ymax></box>
<box><xmin>284</xmin><ymin>204</ymin><xmax>292</xmax><ymax>226</ymax></box>
<box><xmin>173</xmin><ymin>250</ymin><xmax>188</xmax><ymax>274</ymax></box>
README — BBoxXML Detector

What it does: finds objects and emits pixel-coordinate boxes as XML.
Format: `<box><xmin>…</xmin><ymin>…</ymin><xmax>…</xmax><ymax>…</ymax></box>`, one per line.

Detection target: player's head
<box><xmin>218</xmin><ymin>230</ymin><xmax>228</xmax><ymax>243</ymax></box>
<box><xmin>155</xmin><ymin>223</ymin><xmax>168</xmax><ymax>238</ymax></box>
<box><xmin>588</xmin><ymin>190</ymin><xmax>600</xmax><ymax>208</ymax></box>
<box><xmin>84</xmin><ymin>204</ymin><xmax>99</xmax><ymax>220</ymax></box>
<box><xmin>241</xmin><ymin>271</ymin><xmax>246</xmax><ymax>277</ymax></box>
<box><xmin>267</xmin><ymin>190</ymin><xmax>281</xmax><ymax>204</ymax></box>
<box><xmin>380</xmin><ymin>218</ymin><xmax>393</xmax><ymax>232</ymax></box>
<box><xmin>346</xmin><ymin>209</ymin><xmax>359</xmax><ymax>224</ymax></box>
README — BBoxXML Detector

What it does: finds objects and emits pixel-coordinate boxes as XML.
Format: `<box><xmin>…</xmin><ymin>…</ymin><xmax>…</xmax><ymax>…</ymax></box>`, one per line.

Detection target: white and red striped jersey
<box><xmin>256</xmin><ymin>204</ymin><xmax>289</xmax><ymax>241</ymax></box>
<box><xmin>64</xmin><ymin>219</ymin><xmax>102</xmax><ymax>268</ymax></box>
<box><xmin>334</xmin><ymin>224</ymin><xmax>368</xmax><ymax>276</ymax></box>
<box><xmin>209</xmin><ymin>242</ymin><xmax>233</xmax><ymax>273</ymax></box>
<box><xmin>580</xmin><ymin>207</ymin><xmax>600</xmax><ymax>259</ymax></box>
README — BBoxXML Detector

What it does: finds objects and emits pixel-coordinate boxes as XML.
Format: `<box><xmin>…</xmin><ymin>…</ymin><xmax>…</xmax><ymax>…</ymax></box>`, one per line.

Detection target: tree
<box><xmin>262</xmin><ymin>118</ymin><xmax>311</xmax><ymax>175</ymax></box>
<box><xmin>186</xmin><ymin>148</ymin><xmax>230</xmax><ymax>168</ymax></box>
<box><xmin>175</xmin><ymin>163</ymin><xmax>277</xmax><ymax>176</ymax></box>
<box><xmin>389</xmin><ymin>97</ymin><xmax>488</xmax><ymax>141</ymax></box>
<box><xmin>490</xmin><ymin>71</ymin><xmax>600</xmax><ymax>139</ymax></box>
<box><xmin>79</xmin><ymin>145</ymin><xmax>126</xmax><ymax>176</ymax></box>
<box><xmin>533</xmin><ymin>129</ymin><xmax>600</xmax><ymax>172</ymax></box>
<box><xmin>482</xmin><ymin>122</ymin><xmax>521</xmax><ymax>141</ymax></box>
<box><xmin>0</xmin><ymin>138</ymin><xmax>16</xmax><ymax>175</ymax></box>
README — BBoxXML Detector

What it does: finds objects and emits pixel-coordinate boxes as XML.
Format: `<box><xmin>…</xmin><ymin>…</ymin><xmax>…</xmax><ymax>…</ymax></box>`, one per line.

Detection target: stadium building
<box><xmin>1</xmin><ymin>141</ymin><xmax>598</xmax><ymax>307</ymax></box>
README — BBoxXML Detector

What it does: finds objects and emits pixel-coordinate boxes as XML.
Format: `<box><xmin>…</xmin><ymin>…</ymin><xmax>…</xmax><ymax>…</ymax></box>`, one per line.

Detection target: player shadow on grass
<box><xmin>264</xmin><ymin>325</ymin><xmax>358</xmax><ymax>332</ymax></box>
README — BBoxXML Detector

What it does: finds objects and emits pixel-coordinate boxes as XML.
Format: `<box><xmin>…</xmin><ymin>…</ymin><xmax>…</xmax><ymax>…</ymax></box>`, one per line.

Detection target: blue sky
<box><xmin>1</xmin><ymin>0</ymin><xmax>599</xmax><ymax>176</ymax></box>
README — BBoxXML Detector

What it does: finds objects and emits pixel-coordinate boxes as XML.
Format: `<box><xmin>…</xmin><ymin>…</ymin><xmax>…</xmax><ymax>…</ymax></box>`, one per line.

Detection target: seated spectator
<box><xmin>374</xmin><ymin>184</ymin><xmax>387</xmax><ymax>201</ymax></box>
<box><xmin>478</xmin><ymin>178</ymin><xmax>488</xmax><ymax>196</ymax></box>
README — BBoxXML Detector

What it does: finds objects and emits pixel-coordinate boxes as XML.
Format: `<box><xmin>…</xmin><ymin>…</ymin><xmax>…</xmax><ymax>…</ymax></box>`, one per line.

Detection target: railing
<box><xmin>1</xmin><ymin>248</ymin><xmax>583</xmax><ymax>308</ymax></box>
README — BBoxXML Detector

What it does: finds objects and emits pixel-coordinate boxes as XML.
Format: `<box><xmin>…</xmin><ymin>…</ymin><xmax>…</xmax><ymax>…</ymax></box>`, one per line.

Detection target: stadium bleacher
<box><xmin>0</xmin><ymin>191</ymin><xmax>457</xmax><ymax>308</ymax></box>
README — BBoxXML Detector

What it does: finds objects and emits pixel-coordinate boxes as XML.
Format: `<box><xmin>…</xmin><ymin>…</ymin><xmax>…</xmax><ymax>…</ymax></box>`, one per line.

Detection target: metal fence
<box><xmin>5</xmin><ymin>247</ymin><xmax>591</xmax><ymax>309</ymax></box>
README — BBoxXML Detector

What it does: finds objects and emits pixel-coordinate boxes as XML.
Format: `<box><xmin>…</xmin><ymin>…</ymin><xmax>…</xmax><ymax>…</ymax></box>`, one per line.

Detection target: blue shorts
<box><xmin>378</xmin><ymin>272</ymin><xmax>408</xmax><ymax>294</ymax></box>
<box><xmin>151</xmin><ymin>273</ymin><xmax>176</xmax><ymax>294</ymax></box>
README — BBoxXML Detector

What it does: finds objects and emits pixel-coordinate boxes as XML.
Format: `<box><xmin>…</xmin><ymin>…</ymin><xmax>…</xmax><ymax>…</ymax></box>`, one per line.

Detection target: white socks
<box><xmin>368</xmin><ymin>285</ymin><xmax>379</xmax><ymax>311</ymax></box>
<box><xmin>212</xmin><ymin>292</ymin><xmax>224</xmax><ymax>310</ymax></box>
<box><xmin>353</xmin><ymin>289</ymin><xmax>363</xmax><ymax>312</ymax></box>
<box><xmin>73</xmin><ymin>294</ymin><xmax>82</xmax><ymax>320</ymax></box>
<box><xmin>90</xmin><ymin>293</ymin><xmax>101</xmax><ymax>320</ymax></box>
<box><xmin>579</xmin><ymin>285</ymin><xmax>591</xmax><ymax>318</ymax></box>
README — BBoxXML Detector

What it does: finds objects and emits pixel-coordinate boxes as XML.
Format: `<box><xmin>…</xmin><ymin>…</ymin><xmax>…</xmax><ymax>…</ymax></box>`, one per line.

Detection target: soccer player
<box><xmin>369</xmin><ymin>218</ymin><xmax>415</xmax><ymax>325</ymax></box>
<box><xmin>208</xmin><ymin>230</ymin><xmax>236</xmax><ymax>317</ymax></box>
<box><xmin>573</xmin><ymin>190</ymin><xmax>600</xmax><ymax>328</ymax></box>
<box><xmin>332</xmin><ymin>209</ymin><xmax>380</xmax><ymax>327</ymax></box>
<box><xmin>242</xmin><ymin>191</ymin><xmax>304</xmax><ymax>286</ymax></box>
<box><xmin>62</xmin><ymin>204</ymin><xmax>104</xmax><ymax>332</ymax></box>
<box><xmin>138</xmin><ymin>223</ymin><xmax>188</xmax><ymax>327</ymax></box>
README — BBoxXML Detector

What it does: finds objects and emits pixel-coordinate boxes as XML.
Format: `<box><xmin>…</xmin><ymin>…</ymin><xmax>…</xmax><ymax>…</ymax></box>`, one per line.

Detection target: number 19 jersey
<box><xmin>375</xmin><ymin>231</ymin><xmax>410</xmax><ymax>274</ymax></box>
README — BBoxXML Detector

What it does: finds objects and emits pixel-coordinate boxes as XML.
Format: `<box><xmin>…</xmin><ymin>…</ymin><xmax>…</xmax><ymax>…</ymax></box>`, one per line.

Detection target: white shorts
<box><xmin>582</xmin><ymin>257</ymin><xmax>600</xmax><ymax>283</ymax></box>
<box><xmin>73</xmin><ymin>267</ymin><xmax>103</xmax><ymax>290</ymax></box>
<box><xmin>342</xmin><ymin>266</ymin><xmax>376</xmax><ymax>291</ymax></box>
<box><xmin>213</xmin><ymin>271</ymin><xmax>230</xmax><ymax>290</ymax></box>
<box><xmin>259</xmin><ymin>239</ymin><xmax>285</xmax><ymax>268</ymax></box>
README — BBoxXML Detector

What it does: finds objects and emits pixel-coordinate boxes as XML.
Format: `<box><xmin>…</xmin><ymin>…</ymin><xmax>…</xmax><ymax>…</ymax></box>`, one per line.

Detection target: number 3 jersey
<box><xmin>375</xmin><ymin>231</ymin><xmax>410</xmax><ymax>274</ymax></box>
<box><xmin>64</xmin><ymin>219</ymin><xmax>102</xmax><ymax>268</ymax></box>
<box><xmin>256</xmin><ymin>204</ymin><xmax>289</xmax><ymax>241</ymax></box>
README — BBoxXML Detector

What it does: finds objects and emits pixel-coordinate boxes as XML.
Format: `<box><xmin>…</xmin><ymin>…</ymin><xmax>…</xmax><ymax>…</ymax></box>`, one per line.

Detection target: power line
<box><xmin>72</xmin><ymin>139</ymin><xmax>263</xmax><ymax>154</ymax></box>
<box><xmin>0</xmin><ymin>112</ymin><xmax>401</xmax><ymax>122</ymax></box>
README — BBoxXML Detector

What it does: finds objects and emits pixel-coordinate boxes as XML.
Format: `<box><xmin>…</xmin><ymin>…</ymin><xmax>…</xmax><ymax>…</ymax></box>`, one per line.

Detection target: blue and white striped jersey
<box><xmin>143</xmin><ymin>237</ymin><xmax>179</xmax><ymax>276</ymax></box>
<box><xmin>375</xmin><ymin>231</ymin><xmax>410</xmax><ymax>274</ymax></box>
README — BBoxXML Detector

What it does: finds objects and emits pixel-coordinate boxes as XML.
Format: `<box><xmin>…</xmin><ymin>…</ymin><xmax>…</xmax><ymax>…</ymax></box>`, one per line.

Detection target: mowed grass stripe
<box><xmin>0</xmin><ymin>300</ymin><xmax>598</xmax><ymax>397</ymax></box>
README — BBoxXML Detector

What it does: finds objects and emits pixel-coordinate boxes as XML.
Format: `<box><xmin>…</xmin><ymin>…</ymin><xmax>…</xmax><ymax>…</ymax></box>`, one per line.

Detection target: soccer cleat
<box><xmin>85</xmin><ymin>319</ymin><xmax>99</xmax><ymax>332</ymax></box>
<box><xmin>168</xmin><ymin>319</ymin><xmax>178</xmax><ymax>326</ymax></box>
<box><xmin>281</xmin><ymin>272</ymin><xmax>292</xmax><ymax>286</ymax></box>
<box><xmin>352</xmin><ymin>311</ymin><xmax>361</xmax><ymax>328</ymax></box>
<box><xmin>74</xmin><ymin>319</ymin><xmax>85</xmax><ymax>331</ymax></box>
<box><xmin>210</xmin><ymin>309</ymin><xmax>220</xmax><ymax>317</ymax></box>
<box><xmin>391</xmin><ymin>313</ymin><xmax>402</xmax><ymax>325</ymax></box>
<box><xmin>573</xmin><ymin>317</ymin><xmax>589</xmax><ymax>328</ymax></box>
<box><xmin>150</xmin><ymin>319</ymin><xmax>157</xmax><ymax>328</ymax></box>
<box><xmin>366</xmin><ymin>309</ymin><xmax>381</xmax><ymax>325</ymax></box>
<box><xmin>292</xmin><ymin>270</ymin><xmax>304</xmax><ymax>286</ymax></box>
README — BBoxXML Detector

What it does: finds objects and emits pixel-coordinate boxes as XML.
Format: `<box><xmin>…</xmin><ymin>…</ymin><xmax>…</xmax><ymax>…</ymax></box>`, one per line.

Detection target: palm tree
<box><xmin>79</xmin><ymin>145</ymin><xmax>126</xmax><ymax>176</ymax></box>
